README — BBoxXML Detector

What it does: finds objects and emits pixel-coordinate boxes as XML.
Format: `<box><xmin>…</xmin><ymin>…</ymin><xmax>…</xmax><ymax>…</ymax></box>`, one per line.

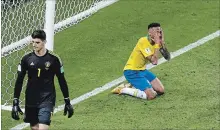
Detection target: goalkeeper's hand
<box><xmin>11</xmin><ymin>98</ymin><xmax>23</xmax><ymax>120</ymax></box>
<box><xmin>64</xmin><ymin>98</ymin><xmax>74</xmax><ymax>118</ymax></box>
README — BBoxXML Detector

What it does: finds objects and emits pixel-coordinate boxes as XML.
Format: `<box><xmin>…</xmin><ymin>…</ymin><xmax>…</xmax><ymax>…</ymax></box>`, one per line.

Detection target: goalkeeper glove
<box><xmin>64</xmin><ymin>98</ymin><xmax>74</xmax><ymax>118</ymax></box>
<box><xmin>11</xmin><ymin>98</ymin><xmax>23</xmax><ymax>120</ymax></box>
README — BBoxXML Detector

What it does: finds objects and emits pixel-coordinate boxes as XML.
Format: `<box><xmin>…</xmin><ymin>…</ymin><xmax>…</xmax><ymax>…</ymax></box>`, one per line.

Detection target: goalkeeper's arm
<box><xmin>54</xmin><ymin>57</ymin><xmax>74</xmax><ymax>118</ymax></box>
<box><xmin>54</xmin><ymin>57</ymin><xmax>69</xmax><ymax>98</ymax></box>
<box><xmin>12</xmin><ymin>58</ymin><xmax>26</xmax><ymax>120</ymax></box>
<box><xmin>56</xmin><ymin>72</ymin><xmax>69</xmax><ymax>98</ymax></box>
<box><xmin>14</xmin><ymin>58</ymin><xmax>27</xmax><ymax>99</ymax></box>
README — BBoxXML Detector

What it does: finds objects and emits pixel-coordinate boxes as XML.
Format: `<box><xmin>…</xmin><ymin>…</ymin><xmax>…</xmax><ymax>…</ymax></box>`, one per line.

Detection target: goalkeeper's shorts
<box><xmin>24</xmin><ymin>105</ymin><xmax>54</xmax><ymax>126</ymax></box>
<box><xmin>124</xmin><ymin>69</ymin><xmax>156</xmax><ymax>91</ymax></box>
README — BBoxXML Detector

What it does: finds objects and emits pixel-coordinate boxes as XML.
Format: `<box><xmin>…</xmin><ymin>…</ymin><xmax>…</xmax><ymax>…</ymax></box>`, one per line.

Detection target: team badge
<box><xmin>45</xmin><ymin>61</ymin><xmax>51</xmax><ymax>70</ymax></box>
<box><xmin>145</xmin><ymin>48</ymin><xmax>151</xmax><ymax>54</ymax></box>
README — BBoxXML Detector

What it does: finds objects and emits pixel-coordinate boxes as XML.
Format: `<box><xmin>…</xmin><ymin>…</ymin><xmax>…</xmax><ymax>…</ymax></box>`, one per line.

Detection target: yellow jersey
<box><xmin>124</xmin><ymin>37</ymin><xmax>158</xmax><ymax>70</ymax></box>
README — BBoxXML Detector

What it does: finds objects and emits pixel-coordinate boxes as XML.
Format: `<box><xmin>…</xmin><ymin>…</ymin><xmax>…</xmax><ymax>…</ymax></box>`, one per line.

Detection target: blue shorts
<box><xmin>24</xmin><ymin>106</ymin><xmax>54</xmax><ymax>126</ymax></box>
<box><xmin>124</xmin><ymin>69</ymin><xmax>156</xmax><ymax>91</ymax></box>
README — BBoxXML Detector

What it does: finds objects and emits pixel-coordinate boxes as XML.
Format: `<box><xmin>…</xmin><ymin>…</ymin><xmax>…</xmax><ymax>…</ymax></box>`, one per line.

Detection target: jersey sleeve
<box><xmin>54</xmin><ymin>56</ymin><xmax>69</xmax><ymax>98</ymax></box>
<box><xmin>54</xmin><ymin>56</ymin><xmax>64</xmax><ymax>75</ymax></box>
<box><xmin>137</xmin><ymin>38</ymin><xmax>154</xmax><ymax>57</ymax></box>
<box><xmin>14</xmin><ymin>56</ymin><xmax>28</xmax><ymax>99</ymax></box>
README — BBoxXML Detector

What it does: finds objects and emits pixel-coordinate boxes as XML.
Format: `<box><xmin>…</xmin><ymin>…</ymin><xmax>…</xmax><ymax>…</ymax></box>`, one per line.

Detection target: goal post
<box><xmin>1</xmin><ymin>0</ymin><xmax>118</xmax><ymax>110</ymax></box>
<box><xmin>44</xmin><ymin>0</ymin><xmax>56</xmax><ymax>51</ymax></box>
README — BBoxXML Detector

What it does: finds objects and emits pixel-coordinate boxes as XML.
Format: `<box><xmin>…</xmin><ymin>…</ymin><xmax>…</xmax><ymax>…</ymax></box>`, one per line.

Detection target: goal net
<box><xmin>1</xmin><ymin>0</ymin><xmax>118</xmax><ymax>110</ymax></box>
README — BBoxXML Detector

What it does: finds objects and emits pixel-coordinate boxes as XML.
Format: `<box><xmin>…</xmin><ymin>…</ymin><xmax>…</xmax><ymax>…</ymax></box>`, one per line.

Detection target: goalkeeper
<box><xmin>112</xmin><ymin>23</ymin><xmax>170</xmax><ymax>100</ymax></box>
<box><xmin>12</xmin><ymin>30</ymin><xmax>74</xmax><ymax>130</ymax></box>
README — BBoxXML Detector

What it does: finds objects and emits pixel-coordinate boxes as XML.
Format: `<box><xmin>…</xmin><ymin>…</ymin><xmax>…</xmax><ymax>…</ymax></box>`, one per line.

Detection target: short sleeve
<box><xmin>137</xmin><ymin>38</ymin><xmax>154</xmax><ymax>57</ymax></box>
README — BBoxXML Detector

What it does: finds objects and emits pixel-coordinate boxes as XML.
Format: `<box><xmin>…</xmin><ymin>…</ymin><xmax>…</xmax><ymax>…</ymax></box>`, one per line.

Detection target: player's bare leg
<box><xmin>150</xmin><ymin>78</ymin><xmax>165</xmax><ymax>95</ymax></box>
<box><xmin>39</xmin><ymin>124</ymin><xmax>49</xmax><ymax>130</ymax></box>
<box><xmin>30</xmin><ymin>124</ymin><xmax>39</xmax><ymax>130</ymax></box>
<box><xmin>144</xmin><ymin>88</ymin><xmax>157</xmax><ymax>100</ymax></box>
<box><xmin>31</xmin><ymin>123</ymin><xmax>49</xmax><ymax>130</ymax></box>
<box><xmin>120</xmin><ymin>75</ymin><xmax>162</xmax><ymax>100</ymax></box>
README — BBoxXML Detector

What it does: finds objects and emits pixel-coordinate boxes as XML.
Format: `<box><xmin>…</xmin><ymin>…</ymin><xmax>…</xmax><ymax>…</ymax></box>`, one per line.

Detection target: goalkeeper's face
<box><xmin>32</xmin><ymin>38</ymin><xmax>45</xmax><ymax>52</ymax></box>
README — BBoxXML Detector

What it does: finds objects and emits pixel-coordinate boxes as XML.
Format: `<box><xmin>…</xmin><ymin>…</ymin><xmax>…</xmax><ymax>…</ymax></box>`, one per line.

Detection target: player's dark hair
<box><xmin>148</xmin><ymin>23</ymin><xmax>161</xmax><ymax>29</ymax></box>
<box><xmin>31</xmin><ymin>30</ymin><xmax>46</xmax><ymax>41</ymax></box>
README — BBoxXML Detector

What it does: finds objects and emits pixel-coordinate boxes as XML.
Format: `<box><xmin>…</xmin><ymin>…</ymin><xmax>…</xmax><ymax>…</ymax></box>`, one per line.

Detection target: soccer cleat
<box><xmin>111</xmin><ymin>84</ymin><xmax>126</xmax><ymax>94</ymax></box>
<box><xmin>124</xmin><ymin>83</ymin><xmax>133</xmax><ymax>88</ymax></box>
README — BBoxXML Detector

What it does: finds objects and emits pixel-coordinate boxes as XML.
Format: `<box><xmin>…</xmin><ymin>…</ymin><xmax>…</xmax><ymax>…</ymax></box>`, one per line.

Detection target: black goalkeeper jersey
<box><xmin>14</xmin><ymin>50</ymin><xmax>69</xmax><ymax>108</ymax></box>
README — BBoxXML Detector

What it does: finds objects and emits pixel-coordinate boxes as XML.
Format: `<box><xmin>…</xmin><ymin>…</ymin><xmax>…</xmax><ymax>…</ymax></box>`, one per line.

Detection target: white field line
<box><xmin>10</xmin><ymin>30</ymin><xmax>220</xmax><ymax>130</ymax></box>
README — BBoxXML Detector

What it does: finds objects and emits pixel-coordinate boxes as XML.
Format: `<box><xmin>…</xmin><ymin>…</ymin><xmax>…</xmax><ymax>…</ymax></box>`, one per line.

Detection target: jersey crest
<box><xmin>145</xmin><ymin>48</ymin><xmax>151</xmax><ymax>54</ymax></box>
<box><xmin>45</xmin><ymin>61</ymin><xmax>51</xmax><ymax>70</ymax></box>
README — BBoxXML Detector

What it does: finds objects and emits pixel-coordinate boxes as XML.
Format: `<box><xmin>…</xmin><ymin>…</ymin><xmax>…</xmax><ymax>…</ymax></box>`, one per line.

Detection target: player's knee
<box><xmin>147</xmin><ymin>94</ymin><xmax>156</xmax><ymax>100</ymax></box>
<box><xmin>157</xmin><ymin>87</ymin><xmax>165</xmax><ymax>95</ymax></box>
<box><xmin>144</xmin><ymin>89</ymin><xmax>157</xmax><ymax>100</ymax></box>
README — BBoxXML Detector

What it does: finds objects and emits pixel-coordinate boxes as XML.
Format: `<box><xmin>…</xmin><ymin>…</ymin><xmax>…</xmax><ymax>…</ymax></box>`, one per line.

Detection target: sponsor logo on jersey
<box><xmin>30</xmin><ymin>62</ymin><xmax>34</xmax><ymax>66</ymax></box>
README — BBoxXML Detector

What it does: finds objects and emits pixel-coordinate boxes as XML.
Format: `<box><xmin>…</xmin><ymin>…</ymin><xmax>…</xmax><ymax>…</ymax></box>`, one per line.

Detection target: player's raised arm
<box><xmin>159</xmin><ymin>28</ymin><xmax>171</xmax><ymax>60</ymax></box>
<box><xmin>147</xmin><ymin>29</ymin><xmax>162</xmax><ymax>65</ymax></box>
<box><xmin>54</xmin><ymin>57</ymin><xmax>74</xmax><ymax>118</ymax></box>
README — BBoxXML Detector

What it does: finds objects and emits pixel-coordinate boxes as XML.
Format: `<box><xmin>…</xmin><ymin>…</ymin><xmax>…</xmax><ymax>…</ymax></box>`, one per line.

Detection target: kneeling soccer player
<box><xmin>112</xmin><ymin>23</ymin><xmax>166</xmax><ymax>100</ymax></box>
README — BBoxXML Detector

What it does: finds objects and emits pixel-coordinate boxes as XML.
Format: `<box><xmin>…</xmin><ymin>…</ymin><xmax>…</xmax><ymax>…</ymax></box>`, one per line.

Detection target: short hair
<box><xmin>148</xmin><ymin>23</ymin><xmax>161</xmax><ymax>29</ymax></box>
<box><xmin>31</xmin><ymin>30</ymin><xmax>46</xmax><ymax>41</ymax></box>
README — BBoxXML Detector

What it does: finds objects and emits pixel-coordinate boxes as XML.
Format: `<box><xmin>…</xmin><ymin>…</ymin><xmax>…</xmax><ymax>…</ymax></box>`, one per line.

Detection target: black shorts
<box><xmin>24</xmin><ymin>106</ymin><xmax>54</xmax><ymax>126</ymax></box>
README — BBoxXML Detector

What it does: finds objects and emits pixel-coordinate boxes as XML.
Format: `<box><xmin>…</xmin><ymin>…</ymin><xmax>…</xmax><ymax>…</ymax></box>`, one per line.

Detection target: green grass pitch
<box><xmin>1</xmin><ymin>0</ymin><xmax>219</xmax><ymax>129</ymax></box>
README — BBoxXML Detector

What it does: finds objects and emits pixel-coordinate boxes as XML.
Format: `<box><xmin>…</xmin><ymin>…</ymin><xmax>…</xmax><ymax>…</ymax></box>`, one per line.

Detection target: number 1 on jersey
<box><xmin>38</xmin><ymin>68</ymin><xmax>41</xmax><ymax>77</ymax></box>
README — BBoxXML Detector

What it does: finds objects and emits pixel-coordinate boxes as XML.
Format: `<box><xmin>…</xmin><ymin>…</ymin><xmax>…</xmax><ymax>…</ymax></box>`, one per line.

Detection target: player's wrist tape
<box><xmin>64</xmin><ymin>98</ymin><xmax>71</xmax><ymax>104</ymax></box>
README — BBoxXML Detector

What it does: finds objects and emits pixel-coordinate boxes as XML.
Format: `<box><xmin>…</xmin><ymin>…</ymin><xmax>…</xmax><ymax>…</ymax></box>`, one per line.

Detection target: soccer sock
<box><xmin>121</xmin><ymin>88</ymin><xmax>147</xmax><ymax>99</ymax></box>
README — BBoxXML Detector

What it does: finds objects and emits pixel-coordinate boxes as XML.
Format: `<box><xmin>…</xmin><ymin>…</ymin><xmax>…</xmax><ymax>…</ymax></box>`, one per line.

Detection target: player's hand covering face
<box><xmin>158</xmin><ymin>28</ymin><xmax>171</xmax><ymax>60</ymax></box>
<box><xmin>149</xmin><ymin>27</ymin><xmax>171</xmax><ymax>60</ymax></box>
<box><xmin>11</xmin><ymin>99</ymin><xmax>23</xmax><ymax>120</ymax></box>
<box><xmin>149</xmin><ymin>27</ymin><xmax>162</xmax><ymax>44</ymax></box>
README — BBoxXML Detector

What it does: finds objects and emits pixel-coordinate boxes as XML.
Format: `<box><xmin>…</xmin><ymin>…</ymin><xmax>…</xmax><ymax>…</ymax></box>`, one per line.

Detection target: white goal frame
<box><xmin>1</xmin><ymin>0</ymin><xmax>118</xmax><ymax>111</ymax></box>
